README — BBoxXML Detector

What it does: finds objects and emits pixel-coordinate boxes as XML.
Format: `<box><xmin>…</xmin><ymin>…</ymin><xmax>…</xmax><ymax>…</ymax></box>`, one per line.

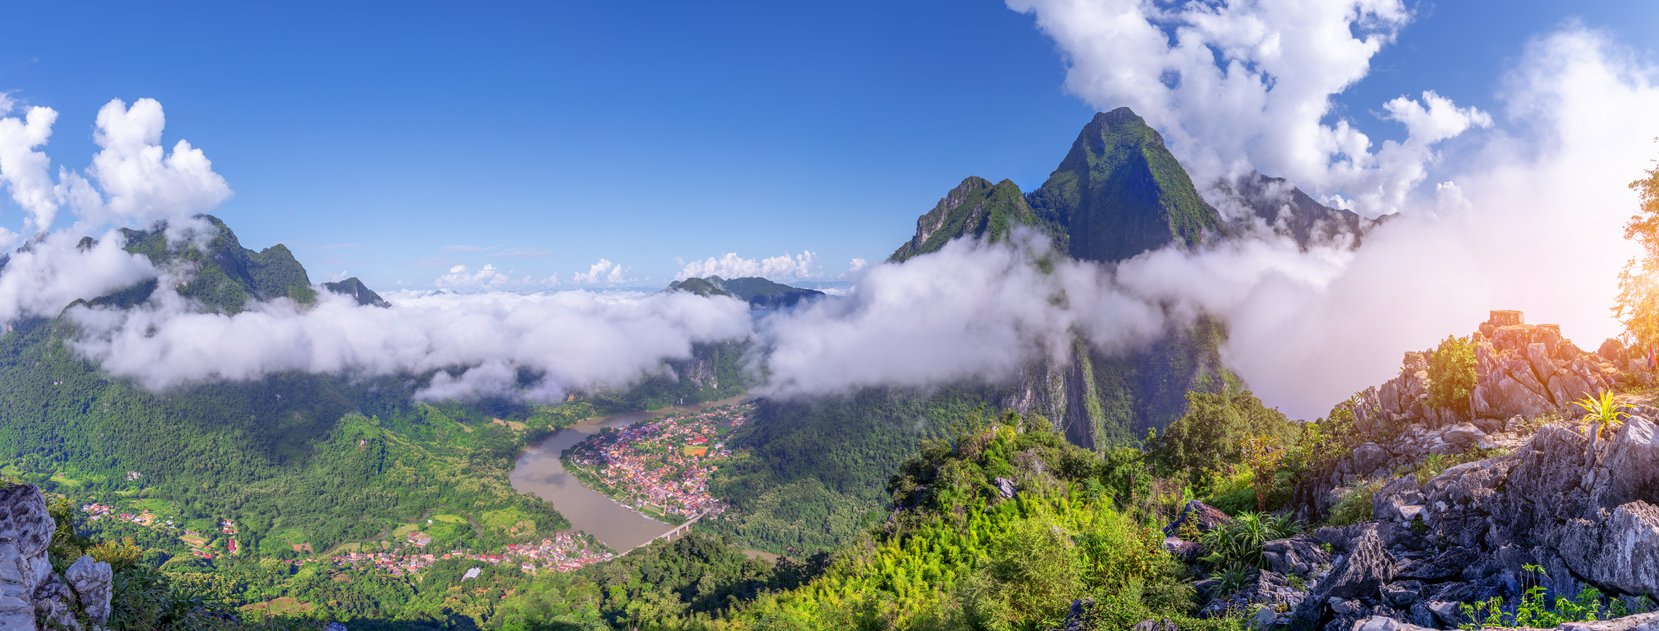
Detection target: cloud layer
<box><xmin>676</xmin><ymin>251</ymin><xmax>818</xmax><ymax>281</ymax></box>
<box><xmin>68</xmin><ymin>286</ymin><xmax>753</xmax><ymax>402</ymax></box>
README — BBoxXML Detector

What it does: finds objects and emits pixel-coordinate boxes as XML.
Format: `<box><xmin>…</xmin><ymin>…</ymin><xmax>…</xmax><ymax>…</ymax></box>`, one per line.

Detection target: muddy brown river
<box><xmin>508</xmin><ymin>396</ymin><xmax>746</xmax><ymax>551</ymax></box>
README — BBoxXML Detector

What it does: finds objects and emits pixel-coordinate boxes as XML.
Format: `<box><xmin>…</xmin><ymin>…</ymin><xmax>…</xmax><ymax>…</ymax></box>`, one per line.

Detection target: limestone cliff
<box><xmin>0</xmin><ymin>484</ymin><xmax>112</xmax><ymax>631</ymax></box>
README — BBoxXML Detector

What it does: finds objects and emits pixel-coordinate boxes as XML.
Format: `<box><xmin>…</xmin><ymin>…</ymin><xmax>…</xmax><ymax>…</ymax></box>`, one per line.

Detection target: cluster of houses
<box><xmin>565</xmin><ymin>403</ymin><xmax>752</xmax><ymax>519</ymax></box>
<box><xmin>331</xmin><ymin>531</ymin><xmax>611</xmax><ymax>576</ymax></box>
<box><xmin>80</xmin><ymin>502</ymin><xmax>240</xmax><ymax>559</ymax></box>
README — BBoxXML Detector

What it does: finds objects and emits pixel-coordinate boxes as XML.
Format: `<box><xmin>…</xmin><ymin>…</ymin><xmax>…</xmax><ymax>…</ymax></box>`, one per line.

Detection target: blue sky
<box><xmin>2</xmin><ymin>1</ymin><xmax>1657</xmax><ymax>290</ymax></box>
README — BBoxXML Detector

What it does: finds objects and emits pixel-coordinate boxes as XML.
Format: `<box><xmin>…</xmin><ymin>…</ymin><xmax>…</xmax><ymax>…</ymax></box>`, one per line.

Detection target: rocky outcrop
<box><xmin>1261</xmin><ymin>416</ymin><xmax>1659</xmax><ymax>629</ymax></box>
<box><xmin>0</xmin><ymin>483</ymin><xmax>114</xmax><ymax>631</ymax></box>
<box><xmin>1348</xmin><ymin>311</ymin><xmax>1621</xmax><ymax>440</ymax></box>
<box><xmin>1295</xmin><ymin>311</ymin><xmax>1630</xmax><ymax>522</ymax></box>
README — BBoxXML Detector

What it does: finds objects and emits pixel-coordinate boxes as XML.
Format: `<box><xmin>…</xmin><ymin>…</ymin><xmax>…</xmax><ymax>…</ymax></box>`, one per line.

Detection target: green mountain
<box><xmin>323</xmin><ymin>276</ymin><xmax>390</xmax><ymax>308</ymax></box>
<box><xmin>0</xmin><ymin>215</ymin><xmax>747</xmax><ymax>565</ymax></box>
<box><xmin>710</xmin><ymin>109</ymin><xmax>1243</xmax><ymax>555</ymax></box>
<box><xmin>119</xmin><ymin>216</ymin><xmax>318</xmax><ymax>312</ymax></box>
<box><xmin>888</xmin><ymin>176</ymin><xmax>1041</xmax><ymax>263</ymax></box>
<box><xmin>1027</xmin><ymin>107</ymin><xmax>1225</xmax><ymax>263</ymax></box>
<box><xmin>667</xmin><ymin>275</ymin><xmax>825</xmax><ymax>309</ymax></box>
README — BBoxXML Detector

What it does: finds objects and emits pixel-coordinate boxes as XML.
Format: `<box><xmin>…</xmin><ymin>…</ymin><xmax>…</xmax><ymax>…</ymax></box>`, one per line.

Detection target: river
<box><xmin>509</xmin><ymin>396</ymin><xmax>748</xmax><ymax>552</ymax></box>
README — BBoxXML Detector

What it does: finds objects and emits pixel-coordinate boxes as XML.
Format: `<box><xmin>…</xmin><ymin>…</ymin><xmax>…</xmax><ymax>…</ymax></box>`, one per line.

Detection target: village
<box><xmin>81</xmin><ymin>501</ymin><xmax>241</xmax><ymax>560</ymax></box>
<box><xmin>80</xmin><ymin>499</ymin><xmax>610</xmax><ymax>577</ymax></box>
<box><xmin>329</xmin><ymin>530</ymin><xmax>612</xmax><ymax>576</ymax></box>
<box><xmin>563</xmin><ymin>402</ymin><xmax>753</xmax><ymax>521</ymax></box>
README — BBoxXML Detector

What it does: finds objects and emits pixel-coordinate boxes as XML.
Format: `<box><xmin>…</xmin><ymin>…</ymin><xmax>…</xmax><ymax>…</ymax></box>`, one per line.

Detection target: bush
<box><xmin>1428</xmin><ymin>335</ymin><xmax>1477</xmax><ymax>417</ymax></box>
<box><xmin>1326</xmin><ymin>481</ymin><xmax>1381</xmax><ymax>526</ymax></box>
<box><xmin>1200</xmin><ymin>512</ymin><xmax>1294</xmax><ymax>593</ymax></box>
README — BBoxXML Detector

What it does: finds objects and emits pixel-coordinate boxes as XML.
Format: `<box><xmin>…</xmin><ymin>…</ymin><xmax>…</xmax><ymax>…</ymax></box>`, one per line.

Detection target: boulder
<box><xmin>0</xmin><ymin>484</ymin><xmax>116</xmax><ymax>631</ymax></box>
<box><xmin>1324</xmin><ymin>528</ymin><xmax>1396</xmax><ymax>600</ymax></box>
<box><xmin>1350</xmin><ymin>443</ymin><xmax>1390</xmax><ymax>478</ymax></box>
<box><xmin>1163</xmin><ymin>500</ymin><xmax>1231</xmax><ymax>537</ymax></box>
<box><xmin>1557</xmin><ymin>501</ymin><xmax>1659</xmax><ymax>598</ymax></box>
<box><xmin>64</xmin><ymin>555</ymin><xmax>113</xmax><ymax>627</ymax></box>
<box><xmin>1263</xmin><ymin>535</ymin><xmax>1334</xmax><ymax>576</ymax></box>
<box><xmin>1442</xmin><ymin>422</ymin><xmax>1487</xmax><ymax>449</ymax></box>
<box><xmin>1601</xmin><ymin>338</ymin><xmax>1627</xmax><ymax>363</ymax></box>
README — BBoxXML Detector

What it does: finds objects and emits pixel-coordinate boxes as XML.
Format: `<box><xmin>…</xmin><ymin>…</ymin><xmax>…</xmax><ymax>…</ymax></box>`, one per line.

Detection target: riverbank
<box><xmin>508</xmin><ymin>395</ymin><xmax>749</xmax><ymax>551</ymax></box>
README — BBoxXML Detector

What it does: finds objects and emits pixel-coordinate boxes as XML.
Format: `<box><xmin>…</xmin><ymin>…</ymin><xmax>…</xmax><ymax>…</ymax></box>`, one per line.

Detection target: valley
<box><xmin>510</xmin><ymin>396</ymin><xmax>750</xmax><ymax>551</ymax></box>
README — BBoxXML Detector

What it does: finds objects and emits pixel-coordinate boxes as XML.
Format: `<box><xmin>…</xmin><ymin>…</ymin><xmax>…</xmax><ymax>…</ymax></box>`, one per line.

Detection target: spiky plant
<box><xmin>1575</xmin><ymin>390</ymin><xmax>1630</xmax><ymax>440</ymax></box>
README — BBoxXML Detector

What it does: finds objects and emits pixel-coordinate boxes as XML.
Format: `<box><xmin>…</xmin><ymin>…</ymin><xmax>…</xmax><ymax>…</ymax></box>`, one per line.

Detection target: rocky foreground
<box><xmin>1160</xmin><ymin>312</ymin><xmax>1659</xmax><ymax>630</ymax></box>
<box><xmin>0</xmin><ymin>484</ymin><xmax>112</xmax><ymax>631</ymax></box>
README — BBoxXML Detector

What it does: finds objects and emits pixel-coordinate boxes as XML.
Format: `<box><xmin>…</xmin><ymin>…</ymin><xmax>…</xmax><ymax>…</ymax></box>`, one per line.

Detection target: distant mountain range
<box><xmin>667</xmin><ymin>275</ymin><xmax>824</xmax><ymax>310</ymax></box>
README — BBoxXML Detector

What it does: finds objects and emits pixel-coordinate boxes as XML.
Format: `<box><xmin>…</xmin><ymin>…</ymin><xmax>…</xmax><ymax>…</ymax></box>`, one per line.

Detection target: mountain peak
<box><xmin>889</xmin><ymin>176</ymin><xmax>1037</xmax><ymax>263</ymax></box>
<box><xmin>1026</xmin><ymin>112</ymin><xmax>1221</xmax><ymax>263</ymax></box>
<box><xmin>1096</xmin><ymin>106</ymin><xmax>1146</xmax><ymax>125</ymax></box>
<box><xmin>667</xmin><ymin>276</ymin><xmax>823</xmax><ymax>310</ymax></box>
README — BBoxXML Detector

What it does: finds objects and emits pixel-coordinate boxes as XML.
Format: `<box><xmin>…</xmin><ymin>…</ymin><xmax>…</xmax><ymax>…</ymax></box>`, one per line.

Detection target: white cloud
<box><xmin>74</xmin><ymin>98</ymin><xmax>232</xmax><ymax>230</ymax></box>
<box><xmin>0</xmin><ymin>105</ymin><xmax>60</xmax><ymax>232</ymax></box>
<box><xmin>846</xmin><ymin>257</ymin><xmax>868</xmax><ymax>276</ymax></box>
<box><xmin>67</xmin><ymin>287</ymin><xmax>754</xmax><ymax>402</ymax></box>
<box><xmin>0</xmin><ymin>231</ymin><xmax>158</xmax><ymax>325</ymax></box>
<box><xmin>435</xmin><ymin>263</ymin><xmax>512</xmax><ymax>290</ymax></box>
<box><xmin>1007</xmin><ymin>0</ymin><xmax>1488</xmax><ymax>216</ymax></box>
<box><xmin>676</xmin><ymin>251</ymin><xmax>817</xmax><ymax>281</ymax></box>
<box><xmin>753</xmin><ymin>26</ymin><xmax>1659</xmax><ymax>421</ymax></box>
<box><xmin>755</xmin><ymin>230</ymin><xmax>1167</xmax><ymax>396</ymax></box>
<box><xmin>1112</xmin><ymin>27</ymin><xmax>1659</xmax><ymax>419</ymax></box>
<box><xmin>572</xmin><ymin>258</ymin><xmax>628</xmax><ymax>285</ymax></box>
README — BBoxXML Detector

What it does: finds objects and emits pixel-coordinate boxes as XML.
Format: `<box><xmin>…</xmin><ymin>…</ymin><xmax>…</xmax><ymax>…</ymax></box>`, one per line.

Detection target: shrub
<box><xmin>1575</xmin><ymin>391</ymin><xmax>1630</xmax><ymax>440</ymax></box>
<box><xmin>1326</xmin><ymin>481</ymin><xmax>1381</xmax><ymax>526</ymax></box>
<box><xmin>1458</xmin><ymin>565</ymin><xmax>1618</xmax><ymax>629</ymax></box>
<box><xmin>1200</xmin><ymin>512</ymin><xmax>1294</xmax><ymax>593</ymax></box>
<box><xmin>1428</xmin><ymin>335</ymin><xmax>1477</xmax><ymax>417</ymax></box>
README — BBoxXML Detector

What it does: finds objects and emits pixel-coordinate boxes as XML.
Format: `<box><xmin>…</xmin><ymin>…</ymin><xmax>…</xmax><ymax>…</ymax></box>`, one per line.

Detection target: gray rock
<box><xmin>65</xmin><ymin>555</ymin><xmax>112</xmax><ymax>626</ymax></box>
<box><xmin>1263</xmin><ymin>535</ymin><xmax>1333</xmax><ymax>576</ymax></box>
<box><xmin>1250</xmin><ymin>605</ymin><xmax>1278</xmax><ymax>630</ymax></box>
<box><xmin>1558</xmin><ymin>501</ymin><xmax>1659</xmax><ymax>598</ymax></box>
<box><xmin>994</xmin><ymin>477</ymin><xmax>1017</xmax><ymax>500</ymax></box>
<box><xmin>0</xmin><ymin>484</ymin><xmax>55</xmax><ymax>631</ymax></box>
<box><xmin>0</xmin><ymin>484</ymin><xmax>116</xmax><ymax>631</ymax></box>
<box><xmin>1163</xmin><ymin>500</ymin><xmax>1231</xmax><ymax>537</ymax></box>
<box><xmin>1351</xmin><ymin>443</ymin><xmax>1390</xmax><ymax>477</ymax></box>
<box><xmin>1323</xmin><ymin>528</ymin><xmax>1395</xmax><ymax>600</ymax></box>
<box><xmin>1442</xmin><ymin>422</ymin><xmax>1487</xmax><ymax>448</ymax></box>
<box><xmin>1350</xmin><ymin>615</ymin><xmax>1433</xmax><ymax>631</ymax></box>
<box><xmin>1425</xmin><ymin>601</ymin><xmax>1462</xmax><ymax>627</ymax></box>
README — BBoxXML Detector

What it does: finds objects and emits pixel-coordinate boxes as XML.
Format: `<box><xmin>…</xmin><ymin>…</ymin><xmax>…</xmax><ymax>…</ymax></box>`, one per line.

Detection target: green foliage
<box><xmin>709</xmin><ymin>420</ymin><xmax>1227</xmax><ymax>630</ymax></box>
<box><xmin>1427</xmin><ymin>335</ymin><xmax>1477</xmax><ymax>417</ymax></box>
<box><xmin>1028</xmin><ymin>109</ymin><xmax>1224</xmax><ymax>264</ymax></box>
<box><xmin>1575</xmin><ymin>390</ymin><xmax>1631</xmax><ymax>439</ymax></box>
<box><xmin>890</xmin><ymin>177</ymin><xmax>1039</xmax><ymax>263</ymax></box>
<box><xmin>1153</xmin><ymin>390</ymin><xmax>1294</xmax><ymax>494</ymax></box>
<box><xmin>1617</xmin><ymin>156</ymin><xmax>1659</xmax><ymax>347</ymax></box>
<box><xmin>1326</xmin><ymin>481</ymin><xmax>1382</xmax><ymax>527</ymax></box>
<box><xmin>1458</xmin><ymin>565</ymin><xmax>1630</xmax><ymax>629</ymax></box>
<box><xmin>1198</xmin><ymin>513</ymin><xmax>1294</xmax><ymax>593</ymax></box>
<box><xmin>709</xmin><ymin>388</ymin><xmax>996</xmax><ymax>553</ymax></box>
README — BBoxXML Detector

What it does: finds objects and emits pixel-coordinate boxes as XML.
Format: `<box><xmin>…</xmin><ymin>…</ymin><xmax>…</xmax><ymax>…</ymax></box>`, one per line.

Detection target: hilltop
<box><xmin>666</xmin><ymin>275</ymin><xmax>824</xmax><ymax>310</ymax></box>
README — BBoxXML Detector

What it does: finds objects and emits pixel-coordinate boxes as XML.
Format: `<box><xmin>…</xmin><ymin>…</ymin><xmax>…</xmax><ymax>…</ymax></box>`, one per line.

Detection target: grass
<box><xmin>1327</xmin><ymin>480</ymin><xmax>1381</xmax><ymax>526</ymax></box>
<box><xmin>240</xmin><ymin>597</ymin><xmax>315</xmax><ymax>616</ymax></box>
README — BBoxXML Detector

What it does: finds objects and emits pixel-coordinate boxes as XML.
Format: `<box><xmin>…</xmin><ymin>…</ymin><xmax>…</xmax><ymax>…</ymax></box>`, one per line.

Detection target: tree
<box><xmin>1155</xmin><ymin>390</ymin><xmax>1293</xmax><ymax>492</ymax></box>
<box><xmin>1241</xmin><ymin>435</ymin><xmax>1285</xmax><ymax>512</ymax></box>
<box><xmin>1618</xmin><ymin>156</ymin><xmax>1659</xmax><ymax>347</ymax></box>
<box><xmin>1427</xmin><ymin>335</ymin><xmax>1477</xmax><ymax>418</ymax></box>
